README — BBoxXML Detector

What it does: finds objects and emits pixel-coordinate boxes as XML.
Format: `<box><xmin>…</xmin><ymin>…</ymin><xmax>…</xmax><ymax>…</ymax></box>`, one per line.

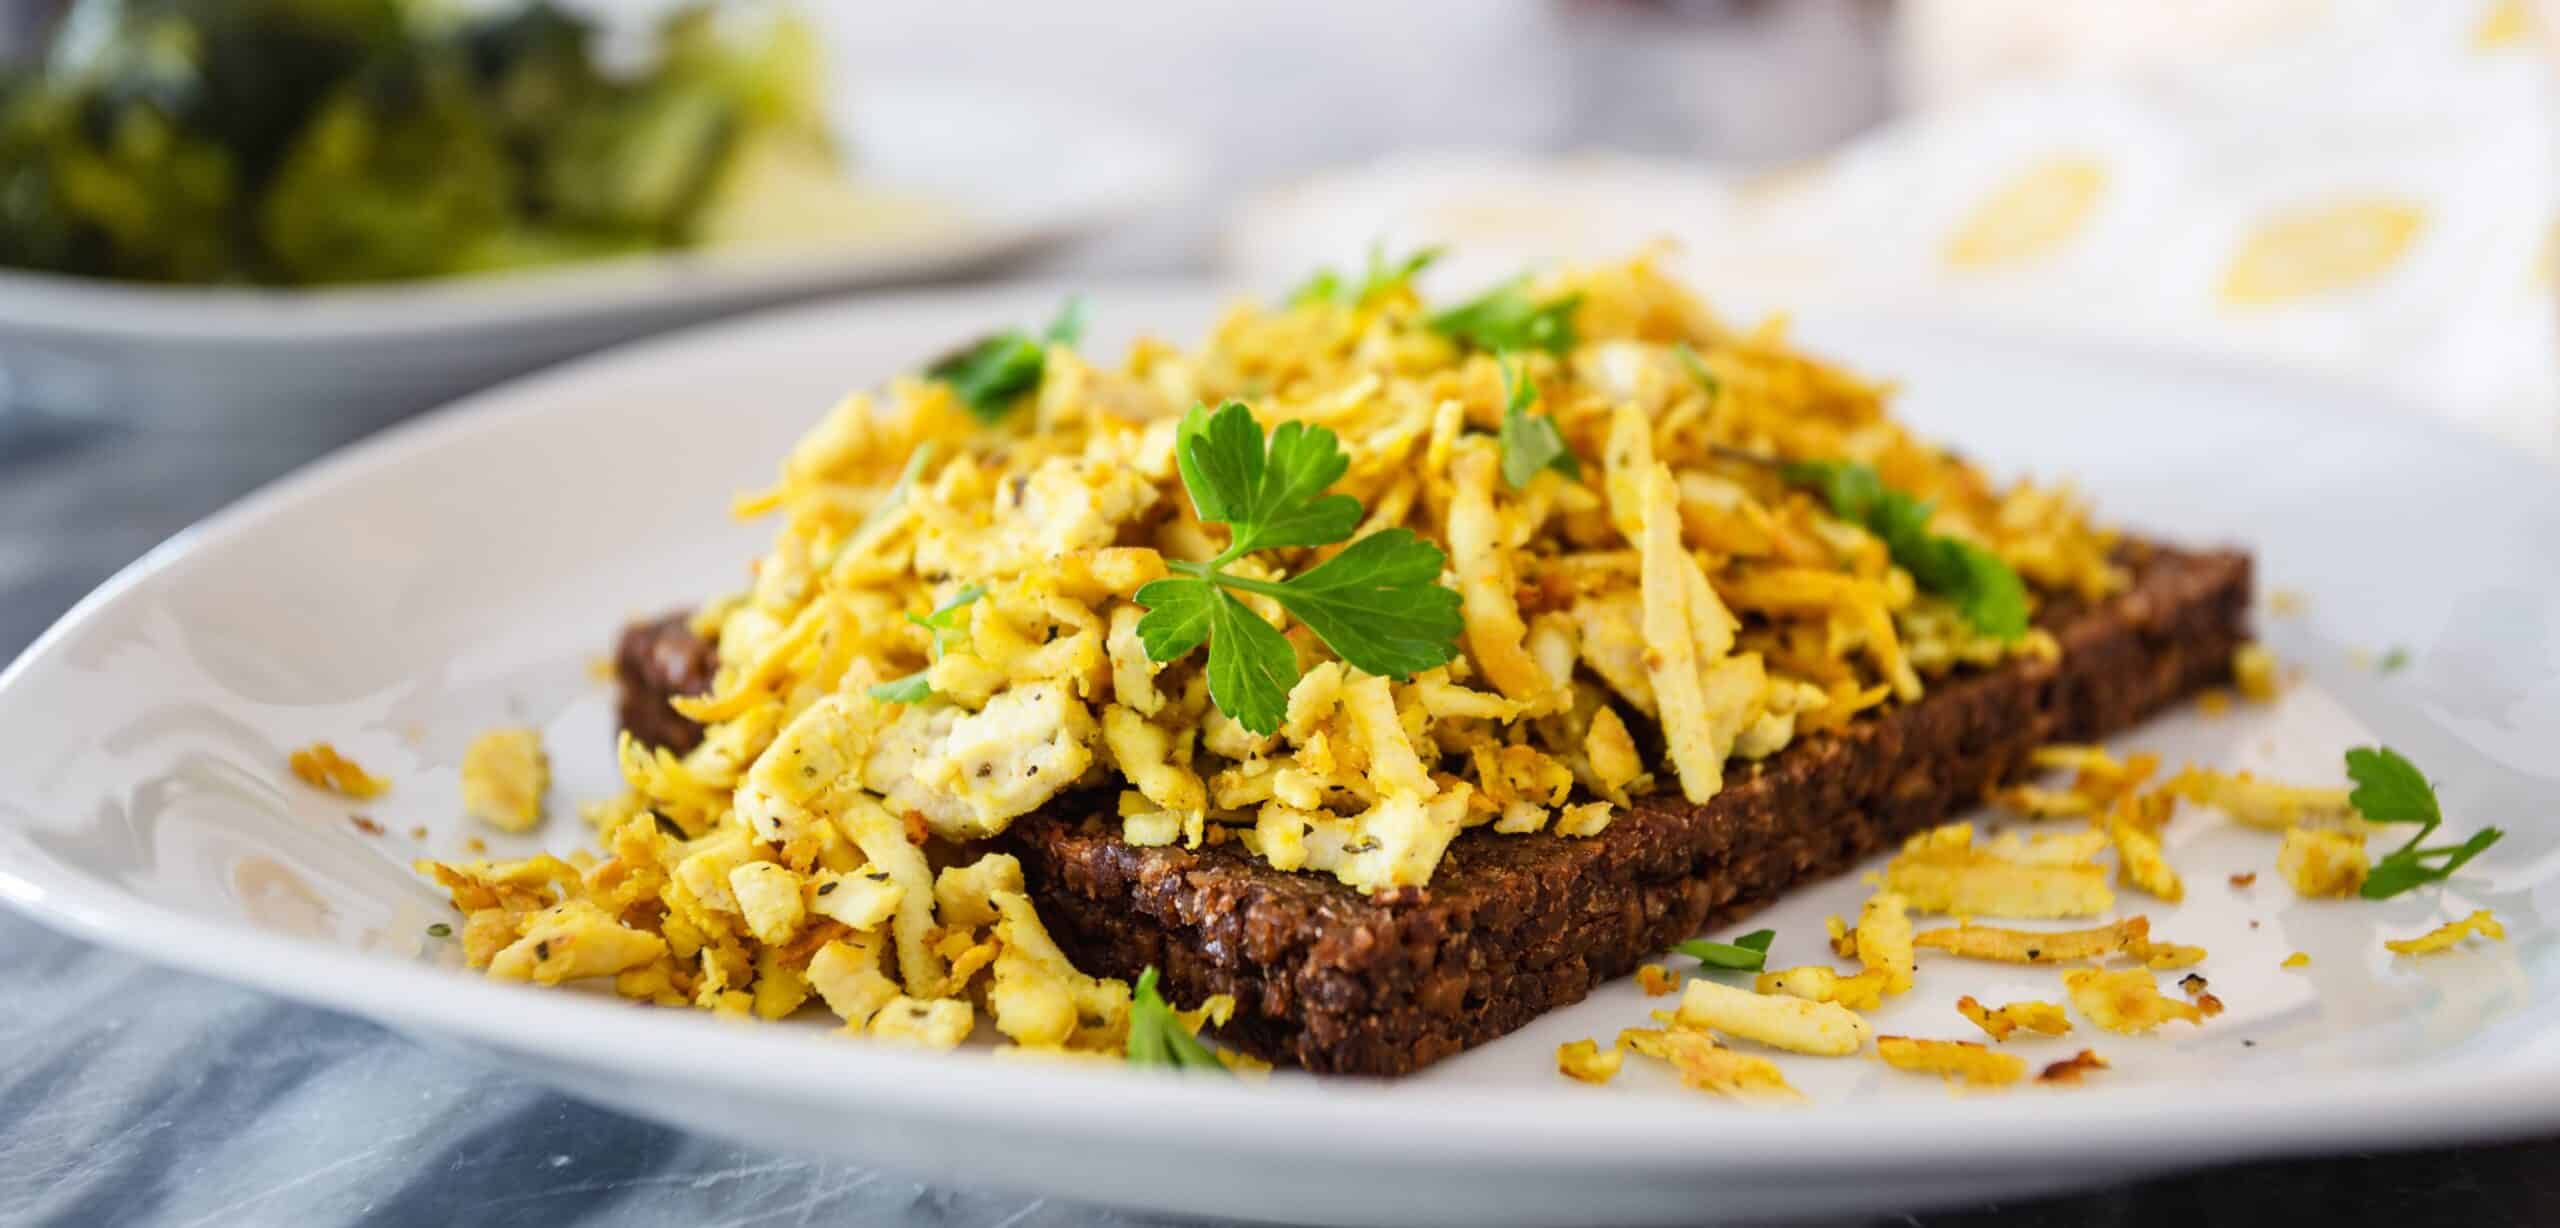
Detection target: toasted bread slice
<box><xmin>619</xmin><ymin>543</ymin><xmax>2250</xmax><ymax>1075</ymax></box>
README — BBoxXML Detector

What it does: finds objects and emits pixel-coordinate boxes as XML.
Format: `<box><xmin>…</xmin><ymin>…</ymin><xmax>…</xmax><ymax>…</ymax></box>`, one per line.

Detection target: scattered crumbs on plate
<box><xmin>2249</xmin><ymin>919</ymin><xmax>2261</xmax><ymax>929</ymax></box>
<box><xmin>409</xmin><ymin>825</ymin><xmax>428</xmax><ymax>840</ymax></box>
<box><xmin>288</xmin><ymin>742</ymin><xmax>388</xmax><ymax>800</ymax></box>
<box><xmin>427</xmin><ymin>922</ymin><xmax>452</xmax><ymax>938</ymax></box>
<box><xmin>2346</xmin><ymin>647</ymin><xmax>2374</xmax><ymax>670</ymax></box>
<box><xmin>2229</xmin><ymin>871</ymin><xmax>2256</xmax><ymax>887</ymax></box>
<box><xmin>2197</xmin><ymin>688</ymin><xmax>2232</xmax><ymax>717</ymax></box>
<box><xmin>2242</xmin><ymin>1039</ymin><xmax>2256</xmax><ymax>1048</ymax></box>
<box><xmin>2378</xmin><ymin>646</ymin><xmax>2410</xmax><ymax>673</ymax></box>
<box><xmin>2269</xmin><ymin>588</ymin><xmax>2307</xmax><ymax>616</ymax></box>
<box><xmin>349</xmin><ymin>814</ymin><xmax>385</xmax><ymax>836</ymax></box>
<box><xmin>588</xmin><ymin>655</ymin><xmax>620</xmax><ymax>683</ymax></box>
<box><xmin>2282</xmin><ymin>951</ymin><xmax>2310</xmax><ymax>968</ymax></box>
<box><xmin>463</xmin><ymin>836</ymin><xmax>487</xmax><ymax>854</ymax></box>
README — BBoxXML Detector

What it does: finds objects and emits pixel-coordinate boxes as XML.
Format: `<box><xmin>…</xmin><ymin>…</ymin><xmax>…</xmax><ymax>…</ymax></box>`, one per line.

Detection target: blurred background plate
<box><xmin>0</xmin><ymin>74</ymin><xmax>1186</xmax><ymax>439</ymax></box>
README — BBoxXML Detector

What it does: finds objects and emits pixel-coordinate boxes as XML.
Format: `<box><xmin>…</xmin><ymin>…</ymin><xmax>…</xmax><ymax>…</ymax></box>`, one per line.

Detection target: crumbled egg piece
<box><xmin>460</xmin><ymin>727</ymin><xmax>549</xmax><ymax>832</ymax></box>
<box><xmin>2063</xmin><ymin>967</ymin><xmax>2208</xmax><ymax>1034</ymax></box>
<box><xmin>1676</xmin><ymin>978</ymin><xmax>1872</xmax><ymax>1056</ymax></box>
<box><xmin>1876</xmin><ymin>1035</ymin><xmax>2027</xmax><ymax>1087</ymax></box>
<box><xmin>1955</xmin><ymin>995</ymin><xmax>2072</xmax><ymax>1042</ymax></box>
<box><xmin>2278</xmin><ymin>825</ymin><xmax>2369</xmax><ymax>898</ymax></box>
<box><xmin>2385</xmin><ymin>909</ymin><xmax>2505</xmax><ymax>955</ymax></box>
<box><xmin>290</xmin><ymin>742</ymin><xmax>389</xmax><ymax>800</ymax></box>
<box><xmin>1557</xmin><ymin>1039</ymin><xmax>1624</xmax><ymax>1084</ymax></box>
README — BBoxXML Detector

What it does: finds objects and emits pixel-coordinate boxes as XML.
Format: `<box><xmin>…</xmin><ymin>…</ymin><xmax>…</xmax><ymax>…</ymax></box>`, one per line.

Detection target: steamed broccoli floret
<box><xmin>0</xmin><ymin>0</ymin><xmax>850</xmax><ymax>285</ymax></box>
<box><xmin>257</xmin><ymin>48</ymin><xmax>513</xmax><ymax>283</ymax></box>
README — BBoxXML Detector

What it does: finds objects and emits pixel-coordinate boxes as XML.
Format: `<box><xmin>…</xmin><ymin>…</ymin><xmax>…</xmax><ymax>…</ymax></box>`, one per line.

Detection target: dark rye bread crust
<box><xmin>616</xmin><ymin>543</ymin><xmax>2251</xmax><ymax>1077</ymax></box>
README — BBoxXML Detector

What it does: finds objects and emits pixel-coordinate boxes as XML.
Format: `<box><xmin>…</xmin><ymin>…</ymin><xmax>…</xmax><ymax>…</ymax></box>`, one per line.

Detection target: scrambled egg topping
<box><xmin>418</xmin><ymin>253</ymin><xmax>2123</xmax><ymax>1052</ymax></box>
<box><xmin>637</xmin><ymin>253</ymin><xmax>2115</xmax><ymax>893</ymax></box>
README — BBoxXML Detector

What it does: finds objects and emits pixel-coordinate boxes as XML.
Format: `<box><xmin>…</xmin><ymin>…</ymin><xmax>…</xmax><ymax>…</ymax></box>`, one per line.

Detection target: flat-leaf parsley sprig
<box><xmin>1124</xmin><ymin>966</ymin><xmax>1230</xmax><ymax>1074</ymax></box>
<box><xmin>1779</xmin><ymin>458</ymin><xmax>2030</xmax><ymax>643</ymax></box>
<box><xmin>1429</xmin><ymin>274</ymin><xmax>1581</xmax><ymax>355</ymax></box>
<box><xmin>2346</xmin><ymin>745</ymin><xmax>2503</xmax><ymax>900</ymax></box>
<box><xmin>866</xmin><ymin>585</ymin><xmax>986</xmax><ymax>704</ymax></box>
<box><xmin>926</xmin><ymin>296</ymin><xmax>1089</xmax><ymax>422</ymax></box>
<box><xmin>1135</xmin><ymin>401</ymin><xmax>1464</xmax><ymax>735</ymax></box>
<box><xmin>1290</xmin><ymin>242</ymin><xmax>1444</xmax><ymax>308</ymax></box>
<box><xmin>1496</xmin><ymin>355</ymin><xmax>1579</xmax><ymax>490</ymax></box>
<box><xmin>1674</xmin><ymin>928</ymin><xmax>1775</xmax><ymax>971</ymax></box>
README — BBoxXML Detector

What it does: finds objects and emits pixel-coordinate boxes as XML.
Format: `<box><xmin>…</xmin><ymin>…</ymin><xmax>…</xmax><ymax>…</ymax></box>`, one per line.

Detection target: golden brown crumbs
<box><xmin>288</xmin><ymin>742</ymin><xmax>389</xmax><ymax>800</ymax></box>
<box><xmin>2037</xmin><ymin>1049</ymin><xmax>2109</xmax><ymax>1084</ymax></box>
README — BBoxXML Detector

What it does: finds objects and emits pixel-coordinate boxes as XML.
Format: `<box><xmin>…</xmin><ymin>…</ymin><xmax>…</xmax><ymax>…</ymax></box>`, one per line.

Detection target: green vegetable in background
<box><xmin>0</xmin><ymin>0</ymin><xmax>840</xmax><ymax>285</ymax></box>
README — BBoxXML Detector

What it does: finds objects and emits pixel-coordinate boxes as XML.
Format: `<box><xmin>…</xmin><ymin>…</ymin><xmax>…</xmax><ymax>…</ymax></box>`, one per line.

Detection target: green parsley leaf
<box><xmin>908</xmin><ymin>584</ymin><xmax>986</xmax><ymax>638</ymax></box>
<box><xmin>1137</xmin><ymin>401</ymin><xmax>1464</xmax><ymax>734</ymax></box>
<box><xmin>2343</xmin><ymin>744</ymin><xmax>2502</xmax><ymax>899</ymax></box>
<box><xmin>1289</xmin><ymin>243</ymin><xmax>1444</xmax><ymax>308</ymax></box>
<box><xmin>1673</xmin><ymin>928</ymin><xmax>1775</xmax><ymax>970</ymax></box>
<box><xmin>1257</xmin><ymin>529</ymin><xmax>1465</xmax><ymax>679</ymax></box>
<box><xmin>866</xmin><ymin>586</ymin><xmax>987</xmax><ymax>706</ymax></box>
<box><xmin>1428</xmin><ymin>275</ymin><xmax>1581</xmax><ymax>355</ymax></box>
<box><xmin>1125</xmin><ymin>966</ymin><xmax>1230</xmax><ymax>1074</ymax></box>
<box><xmin>1673</xmin><ymin>341</ymin><xmax>1721</xmax><ymax>401</ymax></box>
<box><xmin>1496</xmin><ymin>355</ymin><xmax>1580</xmax><ymax>489</ymax></box>
<box><xmin>866</xmin><ymin>671</ymin><xmax>933</xmax><ymax>704</ymax></box>
<box><xmin>1173</xmin><ymin>401</ymin><xmax>1362</xmax><ymax>559</ymax></box>
<box><xmin>2345</xmin><ymin>745</ymin><xmax>2439</xmax><ymax>827</ymax></box>
<box><xmin>2362</xmin><ymin>828</ymin><xmax>2503</xmax><ymax>900</ymax></box>
<box><xmin>426</xmin><ymin>922</ymin><xmax>452</xmax><ymax>938</ymax></box>
<box><xmin>926</xmin><ymin>297</ymin><xmax>1088</xmax><ymax>422</ymax></box>
<box><xmin>1780</xmin><ymin>458</ymin><xmax>2030</xmax><ymax>642</ymax></box>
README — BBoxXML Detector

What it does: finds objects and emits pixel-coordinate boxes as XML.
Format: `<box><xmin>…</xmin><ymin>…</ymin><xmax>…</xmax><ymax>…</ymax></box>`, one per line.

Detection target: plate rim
<box><xmin>3</xmin><ymin>279</ymin><xmax>2557</xmax><ymax>1177</ymax></box>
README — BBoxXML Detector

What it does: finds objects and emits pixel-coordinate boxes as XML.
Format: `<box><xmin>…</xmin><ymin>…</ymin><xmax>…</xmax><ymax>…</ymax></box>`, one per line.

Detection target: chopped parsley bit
<box><xmin>2347</xmin><ymin>745</ymin><xmax>2503</xmax><ymax>899</ymax></box>
<box><xmin>1135</xmin><ymin>401</ymin><xmax>1463</xmax><ymax>734</ymax></box>
<box><xmin>1124</xmin><ymin>966</ymin><xmax>1230</xmax><ymax>1074</ymax></box>
<box><xmin>1673</xmin><ymin>928</ymin><xmax>1775</xmax><ymax>971</ymax></box>
<box><xmin>1496</xmin><ymin>355</ymin><xmax>1579</xmax><ymax>489</ymax></box>
<box><xmin>1428</xmin><ymin>275</ymin><xmax>1581</xmax><ymax>355</ymax></box>
<box><xmin>1780</xmin><ymin>458</ymin><xmax>2030</xmax><ymax>642</ymax></box>
<box><xmin>1290</xmin><ymin>243</ymin><xmax>1444</xmax><ymax>308</ymax></box>
<box><xmin>925</xmin><ymin>296</ymin><xmax>1088</xmax><ymax>422</ymax></box>
<box><xmin>1672</xmin><ymin>341</ymin><xmax>1720</xmax><ymax>401</ymax></box>
<box><xmin>2378</xmin><ymin>646</ymin><xmax>2410</xmax><ymax>673</ymax></box>
<box><xmin>426</xmin><ymin>923</ymin><xmax>452</xmax><ymax>938</ymax></box>
<box><xmin>867</xmin><ymin>586</ymin><xmax>989</xmax><ymax>705</ymax></box>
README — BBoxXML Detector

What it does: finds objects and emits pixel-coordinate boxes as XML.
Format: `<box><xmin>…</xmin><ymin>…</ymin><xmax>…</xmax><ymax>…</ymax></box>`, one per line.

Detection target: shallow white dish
<box><xmin>0</xmin><ymin>77</ymin><xmax>1183</xmax><ymax>436</ymax></box>
<box><xmin>3</xmin><ymin>282</ymin><xmax>2557</xmax><ymax>1226</ymax></box>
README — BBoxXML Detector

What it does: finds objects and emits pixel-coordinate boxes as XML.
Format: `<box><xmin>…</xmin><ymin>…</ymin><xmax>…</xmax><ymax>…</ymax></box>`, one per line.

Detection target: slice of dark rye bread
<box><xmin>616</xmin><ymin>541</ymin><xmax>2251</xmax><ymax>1076</ymax></box>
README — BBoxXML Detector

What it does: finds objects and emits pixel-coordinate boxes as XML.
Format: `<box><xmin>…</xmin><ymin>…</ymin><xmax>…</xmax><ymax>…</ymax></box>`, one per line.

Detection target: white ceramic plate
<box><xmin>0</xmin><ymin>77</ymin><xmax>1183</xmax><ymax>435</ymax></box>
<box><xmin>3</xmin><ymin>283</ymin><xmax>2557</xmax><ymax>1227</ymax></box>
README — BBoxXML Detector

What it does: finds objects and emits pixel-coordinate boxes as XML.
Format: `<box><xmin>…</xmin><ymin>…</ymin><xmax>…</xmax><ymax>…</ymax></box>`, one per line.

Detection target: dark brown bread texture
<box><xmin>616</xmin><ymin>612</ymin><xmax>718</xmax><ymax>754</ymax></box>
<box><xmin>617</xmin><ymin>543</ymin><xmax>2251</xmax><ymax>1077</ymax></box>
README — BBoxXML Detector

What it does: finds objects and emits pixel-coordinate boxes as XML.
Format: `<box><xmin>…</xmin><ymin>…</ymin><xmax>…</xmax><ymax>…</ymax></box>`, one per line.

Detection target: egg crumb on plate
<box><xmin>461</xmin><ymin>727</ymin><xmax>550</xmax><ymax>832</ymax></box>
<box><xmin>2386</xmin><ymin>909</ymin><xmax>2505</xmax><ymax>955</ymax></box>
<box><xmin>289</xmin><ymin>742</ymin><xmax>389</xmax><ymax>800</ymax></box>
<box><xmin>1875</xmin><ymin>1035</ymin><xmax>2027</xmax><ymax>1087</ymax></box>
